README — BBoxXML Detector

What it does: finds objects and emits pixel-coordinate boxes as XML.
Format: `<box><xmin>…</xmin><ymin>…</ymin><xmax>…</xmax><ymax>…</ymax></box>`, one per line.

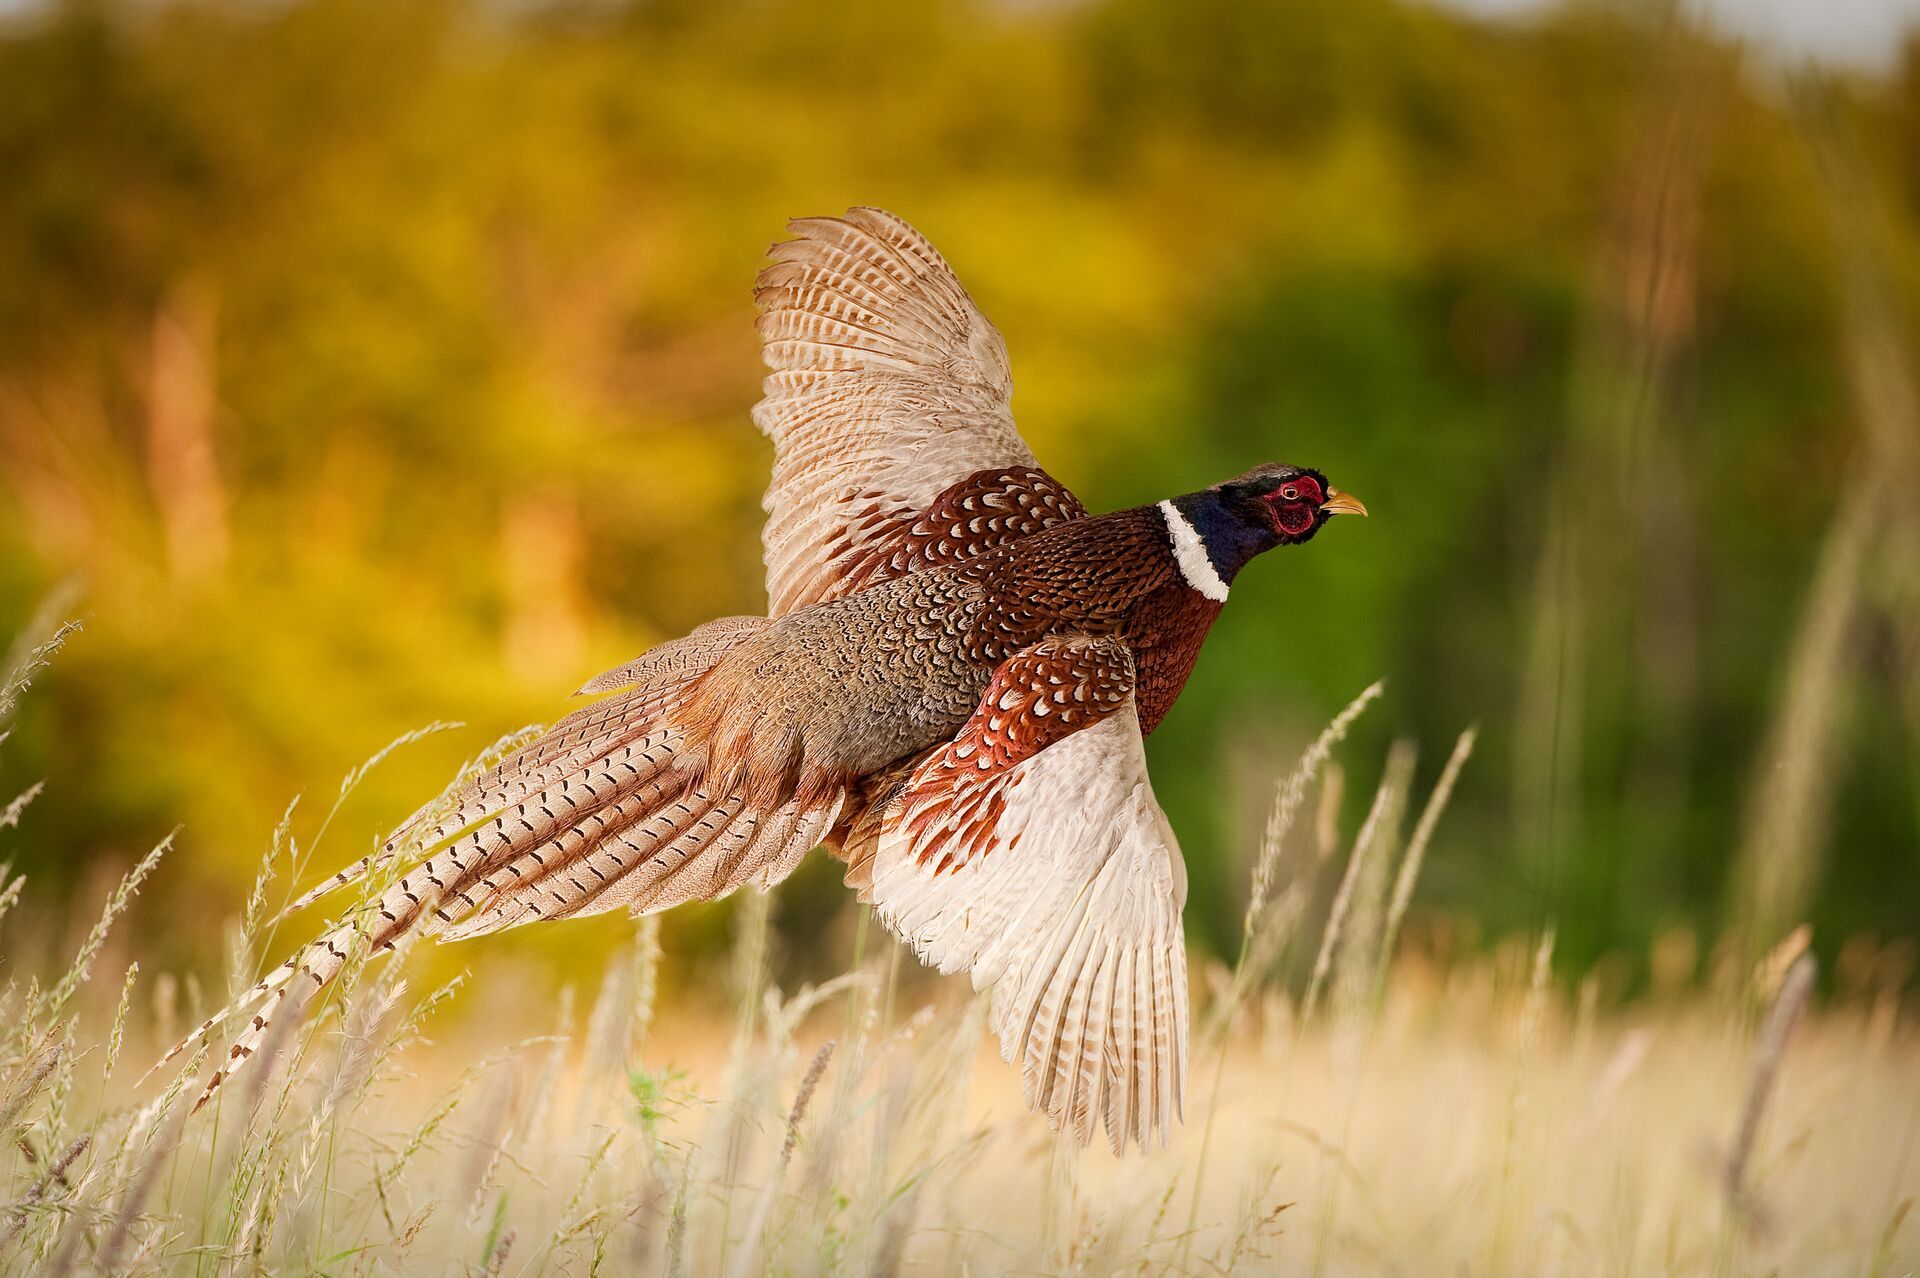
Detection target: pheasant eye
<box><xmin>1280</xmin><ymin>485</ymin><xmax>1299</xmax><ymax>501</ymax></box>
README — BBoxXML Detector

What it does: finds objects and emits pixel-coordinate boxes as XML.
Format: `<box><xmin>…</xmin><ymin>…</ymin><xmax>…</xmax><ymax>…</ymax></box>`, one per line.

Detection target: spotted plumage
<box><xmin>158</xmin><ymin>207</ymin><xmax>1365</xmax><ymax>1153</ymax></box>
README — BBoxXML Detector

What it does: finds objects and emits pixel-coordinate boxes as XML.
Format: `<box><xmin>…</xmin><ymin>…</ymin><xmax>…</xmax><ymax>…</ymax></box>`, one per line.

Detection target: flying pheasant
<box><xmin>165</xmin><ymin>208</ymin><xmax>1365</xmax><ymax>1153</ymax></box>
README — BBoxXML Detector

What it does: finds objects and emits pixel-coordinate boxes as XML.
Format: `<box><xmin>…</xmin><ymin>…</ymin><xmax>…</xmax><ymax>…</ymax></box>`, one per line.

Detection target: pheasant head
<box><xmin>1162</xmin><ymin>463</ymin><xmax>1367</xmax><ymax>592</ymax></box>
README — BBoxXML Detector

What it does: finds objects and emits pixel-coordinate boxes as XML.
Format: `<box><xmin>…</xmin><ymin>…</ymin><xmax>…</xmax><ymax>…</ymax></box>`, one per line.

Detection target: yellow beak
<box><xmin>1320</xmin><ymin>488</ymin><xmax>1368</xmax><ymax>517</ymax></box>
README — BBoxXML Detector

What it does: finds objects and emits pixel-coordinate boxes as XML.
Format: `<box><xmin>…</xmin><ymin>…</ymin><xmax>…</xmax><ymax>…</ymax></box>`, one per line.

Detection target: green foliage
<box><xmin>626</xmin><ymin>1064</ymin><xmax>695</xmax><ymax>1145</ymax></box>
<box><xmin>0</xmin><ymin>0</ymin><xmax>1915</xmax><ymax>980</ymax></box>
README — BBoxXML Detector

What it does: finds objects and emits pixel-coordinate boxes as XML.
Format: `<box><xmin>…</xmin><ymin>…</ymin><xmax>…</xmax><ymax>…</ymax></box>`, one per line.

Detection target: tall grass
<box><xmin>0</xmin><ymin>627</ymin><xmax>1912</xmax><ymax>1276</ymax></box>
<box><xmin>1730</xmin><ymin>77</ymin><xmax>1920</xmax><ymax>947</ymax></box>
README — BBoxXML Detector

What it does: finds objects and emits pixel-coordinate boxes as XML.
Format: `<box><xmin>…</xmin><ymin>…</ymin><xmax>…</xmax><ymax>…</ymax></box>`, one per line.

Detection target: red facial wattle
<box><xmin>1274</xmin><ymin>503</ymin><xmax>1315</xmax><ymax>535</ymax></box>
<box><xmin>1266</xmin><ymin>475</ymin><xmax>1324</xmax><ymax>538</ymax></box>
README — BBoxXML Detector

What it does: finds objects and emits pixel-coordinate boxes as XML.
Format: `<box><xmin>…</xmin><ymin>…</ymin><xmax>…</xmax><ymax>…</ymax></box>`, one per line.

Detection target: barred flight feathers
<box><xmin>753</xmin><ymin>207</ymin><xmax>1082</xmax><ymax>615</ymax></box>
<box><xmin>867</xmin><ymin>635</ymin><xmax>1191</xmax><ymax>1154</ymax></box>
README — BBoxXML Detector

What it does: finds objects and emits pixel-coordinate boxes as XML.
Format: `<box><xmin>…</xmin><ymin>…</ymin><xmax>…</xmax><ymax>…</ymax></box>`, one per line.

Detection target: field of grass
<box><xmin>3</xmin><ymin>3</ymin><xmax>1918</xmax><ymax>1271</ymax></box>
<box><xmin>0</xmin><ymin>635</ymin><xmax>1914</xmax><ymax>1277</ymax></box>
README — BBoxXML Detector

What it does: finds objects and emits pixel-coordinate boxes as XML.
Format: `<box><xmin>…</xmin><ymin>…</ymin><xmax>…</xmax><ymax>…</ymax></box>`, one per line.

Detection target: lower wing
<box><xmin>865</xmin><ymin>634</ymin><xmax>1190</xmax><ymax>1154</ymax></box>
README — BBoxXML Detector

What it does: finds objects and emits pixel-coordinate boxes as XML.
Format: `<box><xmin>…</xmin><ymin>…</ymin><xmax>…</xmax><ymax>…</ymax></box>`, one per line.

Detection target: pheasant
<box><xmin>164</xmin><ymin>208</ymin><xmax>1366</xmax><ymax>1153</ymax></box>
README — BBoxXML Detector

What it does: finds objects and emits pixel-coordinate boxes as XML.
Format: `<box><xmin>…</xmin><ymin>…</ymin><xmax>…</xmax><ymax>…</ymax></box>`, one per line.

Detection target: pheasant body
<box><xmin>692</xmin><ymin>497</ymin><xmax>1221</xmax><ymax>792</ymax></box>
<box><xmin>165</xmin><ymin>208</ymin><xmax>1365</xmax><ymax>1154</ymax></box>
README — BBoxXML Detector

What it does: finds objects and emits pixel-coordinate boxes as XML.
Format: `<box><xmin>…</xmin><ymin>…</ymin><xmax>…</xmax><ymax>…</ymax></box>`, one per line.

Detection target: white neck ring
<box><xmin>1157</xmin><ymin>501</ymin><xmax>1230</xmax><ymax>602</ymax></box>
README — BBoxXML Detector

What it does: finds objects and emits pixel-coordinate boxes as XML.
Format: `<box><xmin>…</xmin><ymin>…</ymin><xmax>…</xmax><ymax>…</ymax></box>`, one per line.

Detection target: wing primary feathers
<box><xmin>868</xmin><ymin>635</ymin><xmax>1191</xmax><ymax>1153</ymax></box>
<box><xmin>753</xmin><ymin>209</ymin><xmax>1075</xmax><ymax>616</ymax></box>
<box><xmin>1110</xmin><ymin>946</ymin><xmax>1143</xmax><ymax>1152</ymax></box>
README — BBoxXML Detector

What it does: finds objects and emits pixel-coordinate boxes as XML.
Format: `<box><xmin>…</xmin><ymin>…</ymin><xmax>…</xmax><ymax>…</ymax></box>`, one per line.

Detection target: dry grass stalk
<box><xmin>1724</xmin><ymin>949</ymin><xmax>1817</xmax><ymax>1233</ymax></box>
<box><xmin>1209</xmin><ymin>764</ymin><xmax>1349</xmax><ymax>1040</ymax></box>
<box><xmin>632</xmin><ymin>912</ymin><xmax>662</xmax><ymax>1057</ymax></box>
<box><xmin>453</xmin><ymin>1066</ymin><xmax>520</xmax><ymax>1214</ymax></box>
<box><xmin>1380</xmin><ymin>726</ymin><xmax>1478</xmax><ymax>972</ymax></box>
<box><xmin>517</xmin><ymin>983</ymin><xmax>574</xmax><ymax>1164</ymax></box>
<box><xmin>1729</xmin><ymin>470</ymin><xmax>1879</xmax><ymax>942</ymax></box>
<box><xmin>781</xmin><ymin>1041</ymin><xmax>835</xmax><ymax>1167</ymax></box>
<box><xmin>1213</xmin><ymin>1180</ymin><xmax>1290</xmax><ymax>1274</ymax></box>
<box><xmin>727</xmin><ymin>1040</ymin><xmax>836</xmax><ymax>1278</ymax></box>
<box><xmin>0</xmin><ymin>871</ymin><xmax>26</xmax><ymax>936</ymax></box>
<box><xmin>41</xmin><ymin>836</ymin><xmax>169</xmax><ymax>1024</ymax></box>
<box><xmin>541</xmin><ymin>1131</ymin><xmax>618</xmax><ymax>1262</ymax></box>
<box><xmin>1188</xmin><ymin>690</ymin><xmax>1388</xmax><ymax>1264</ymax></box>
<box><xmin>1302</xmin><ymin>762</ymin><xmax>1403</xmax><ymax>1027</ymax></box>
<box><xmin>865</xmin><ymin>1181</ymin><xmax>923</xmax><ymax>1278</ymax></box>
<box><xmin>730</xmin><ymin>885</ymin><xmax>775</xmax><ymax>1055</ymax></box>
<box><xmin>1333</xmin><ymin>740</ymin><xmax>1417</xmax><ymax>1021</ymax></box>
<box><xmin>41</xmin><ymin>1024</ymin><xmax>77</xmax><ymax>1161</ymax></box>
<box><xmin>103</xmin><ymin>963</ymin><xmax>139</xmax><ymax>1085</ymax></box>
<box><xmin>663</xmin><ymin>1157</ymin><xmax>691</xmax><ymax>1278</ymax></box>
<box><xmin>583</xmin><ymin>935</ymin><xmax>642</xmax><ymax>1100</ymax></box>
<box><xmin>1583</xmin><ymin>1028</ymin><xmax>1653</xmax><ymax>1132</ymax></box>
<box><xmin>238</xmin><ymin>797</ymin><xmax>299</xmax><ymax>977</ymax></box>
<box><xmin>0</xmin><ymin>616</ymin><xmax>80</xmax><ymax>726</ymax></box>
<box><xmin>0</xmin><ymin>783</ymin><xmax>41</xmax><ymax>835</ymax></box>
<box><xmin>1313</xmin><ymin>762</ymin><xmax>1344</xmax><ymax>861</ymax></box>
<box><xmin>1489</xmin><ymin>928</ymin><xmax>1556</xmax><ymax>1274</ymax></box>
<box><xmin>1731</xmin><ymin>79</ymin><xmax>1920</xmax><ymax>945</ymax></box>
<box><xmin>0</xmin><ymin>1132</ymin><xmax>88</xmax><ymax>1251</ymax></box>
<box><xmin>1753</xmin><ymin>925</ymin><xmax>1812</xmax><ymax>1004</ymax></box>
<box><xmin>1245</xmin><ymin>680</ymin><xmax>1385</xmax><ymax>932</ymax></box>
<box><xmin>357</xmin><ymin>972</ymin><xmax>458</xmax><ymax>1094</ymax></box>
<box><xmin>95</xmin><ymin>1089</ymin><xmax>191</xmax><ymax>1274</ymax></box>
<box><xmin>0</xmin><ymin>1039</ymin><xmax>62</xmax><ymax>1141</ymax></box>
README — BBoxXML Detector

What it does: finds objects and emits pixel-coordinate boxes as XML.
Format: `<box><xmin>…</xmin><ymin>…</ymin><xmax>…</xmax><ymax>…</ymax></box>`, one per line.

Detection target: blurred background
<box><xmin>2</xmin><ymin>0</ymin><xmax>1917</xmax><ymax>996</ymax></box>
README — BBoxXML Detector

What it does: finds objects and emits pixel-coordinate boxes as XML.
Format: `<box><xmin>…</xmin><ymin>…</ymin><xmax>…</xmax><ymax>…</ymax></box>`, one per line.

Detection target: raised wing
<box><xmin>752</xmin><ymin>208</ymin><xmax>1085</xmax><ymax>616</ymax></box>
<box><xmin>866</xmin><ymin>635</ymin><xmax>1190</xmax><ymax>1154</ymax></box>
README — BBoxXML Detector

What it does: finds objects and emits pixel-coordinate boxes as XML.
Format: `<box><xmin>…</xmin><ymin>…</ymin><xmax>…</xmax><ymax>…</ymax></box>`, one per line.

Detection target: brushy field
<box><xmin>0</xmin><ymin>634</ymin><xmax>1915</xmax><ymax>1278</ymax></box>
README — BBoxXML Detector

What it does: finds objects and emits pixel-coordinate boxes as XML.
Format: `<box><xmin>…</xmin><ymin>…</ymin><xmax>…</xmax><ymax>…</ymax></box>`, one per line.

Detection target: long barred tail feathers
<box><xmin>274</xmin><ymin>610</ymin><xmax>776</xmax><ymax>925</ymax></box>
<box><xmin>435</xmin><ymin>786</ymin><xmax>841</xmax><ymax>940</ymax></box>
<box><xmin>143</xmin><ymin>918</ymin><xmax>364</xmax><ymax>1106</ymax></box>
<box><xmin>271</xmin><ymin>619</ymin><xmax>773</xmax><ymax>924</ymax></box>
<box><xmin>155</xmin><ymin>727</ymin><xmax>676</xmax><ymax>1111</ymax></box>
<box><xmin>187</xmin><ymin>722</ymin><xmax>692</xmax><ymax>1101</ymax></box>
<box><xmin>161</xmin><ymin>616</ymin><xmax>855</xmax><ymax>1114</ymax></box>
<box><xmin>186</xmin><ymin>925</ymin><xmax>359</xmax><ymax>1112</ymax></box>
<box><xmin>274</xmin><ymin>743</ymin><xmax>520</xmax><ymax>923</ymax></box>
<box><xmin>275</xmin><ymin>685</ymin><xmax>678</xmax><ymax>923</ymax></box>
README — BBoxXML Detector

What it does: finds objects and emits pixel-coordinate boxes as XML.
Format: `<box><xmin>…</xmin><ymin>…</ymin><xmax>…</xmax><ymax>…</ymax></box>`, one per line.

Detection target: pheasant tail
<box><xmin>160</xmin><ymin>617</ymin><xmax>847</xmax><ymax>1110</ymax></box>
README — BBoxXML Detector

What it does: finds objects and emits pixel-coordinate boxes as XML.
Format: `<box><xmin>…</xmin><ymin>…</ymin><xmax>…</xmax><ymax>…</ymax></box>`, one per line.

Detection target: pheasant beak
<box><xmin>1319</xmin><ymin>488</ymin><xmax>1368</xmax><ymax>517</ymax></box>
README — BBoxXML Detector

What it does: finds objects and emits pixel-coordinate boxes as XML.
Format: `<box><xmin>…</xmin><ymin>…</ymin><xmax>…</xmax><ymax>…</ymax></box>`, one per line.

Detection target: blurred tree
<box><xmin>0</xmin><ymin>0</ymin><xmax>1913</xmax><ymax>985</ymax></box>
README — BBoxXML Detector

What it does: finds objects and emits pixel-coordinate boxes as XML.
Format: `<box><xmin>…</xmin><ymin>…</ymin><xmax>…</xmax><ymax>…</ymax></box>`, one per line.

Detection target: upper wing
<box><xmin>752</xmin><ymin>207</ymin><xmax>1085</xmax><ymax>616</ymax></box>
<box><xmin>866</xmin><ymin>635</ymin><xmax>1190</xmax><ymax>1154</ymax></box>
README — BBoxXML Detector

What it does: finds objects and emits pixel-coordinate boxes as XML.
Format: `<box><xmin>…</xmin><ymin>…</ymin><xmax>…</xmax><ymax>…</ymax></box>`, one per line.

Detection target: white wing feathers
<box><xmin>752</xmin><ymin>207</ymin><xmax>1042</xmax><ymax>615</ymax></box>
<box><xmin>867</xmin><ymin>639</ymin><xmax>1190</xmax><ymax>1153</ymax></box>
